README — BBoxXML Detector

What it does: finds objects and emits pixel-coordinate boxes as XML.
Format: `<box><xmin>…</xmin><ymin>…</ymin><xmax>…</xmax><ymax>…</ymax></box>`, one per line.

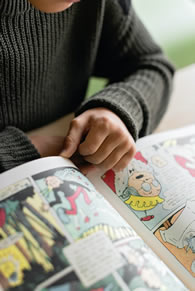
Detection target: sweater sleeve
<box><xmin>76</xmin><ymin>0</ymin><xmax>174</xmax><ymax>141</ymax></box>
<box><xmin>0</xmin><ymin>127</ymin><xmax>40</xmax><ymax>173</ymax></box>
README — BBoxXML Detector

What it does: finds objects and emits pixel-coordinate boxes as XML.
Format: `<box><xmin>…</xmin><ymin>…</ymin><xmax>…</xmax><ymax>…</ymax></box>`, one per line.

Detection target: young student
<box><xmin>0</xmin><ymin>0</ymin><xmax>174</xmax><ymax>174</ymax></box>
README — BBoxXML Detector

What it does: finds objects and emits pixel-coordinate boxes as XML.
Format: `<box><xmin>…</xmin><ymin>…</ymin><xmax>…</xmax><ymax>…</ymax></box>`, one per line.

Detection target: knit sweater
<box><xmin>0</xmin><ymin>0</ymin><xmax>174</xmax><ymax>173</ymax></box>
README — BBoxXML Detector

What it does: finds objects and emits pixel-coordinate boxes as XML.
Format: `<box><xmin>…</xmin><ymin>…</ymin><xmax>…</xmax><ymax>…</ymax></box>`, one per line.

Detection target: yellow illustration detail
<box><xmin>0</xmin><ymin>245</ymin><xmax>30</xmax><ymax>287</ymax></box>
<box><xmin>125</xmin><ymin>195</ymin><xmax>164</xmax><ymax>211</ymax></box>
<box><xmin>81</xmin><ymin>224</ymin><xmax>135</xmax><ymax>241</ymax></box>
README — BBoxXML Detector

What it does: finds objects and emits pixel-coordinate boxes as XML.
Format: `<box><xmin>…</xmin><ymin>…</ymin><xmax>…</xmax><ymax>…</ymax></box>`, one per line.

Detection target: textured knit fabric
<box><xmin>0</xmin><ymin>0</ymin><xmax>174</xmax><ymax>173</ymax></box>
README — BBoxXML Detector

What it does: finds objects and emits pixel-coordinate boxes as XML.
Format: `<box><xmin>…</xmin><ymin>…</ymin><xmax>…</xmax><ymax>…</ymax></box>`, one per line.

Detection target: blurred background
<box><xmin>87</xmin><ymin>0</ymin><xmax>195</xmax><ymax>97</ymax></box>
<box><xmin>133</xmin><ymin>0</ymin><xmax>195</xmax><ymax>69</ymax></box>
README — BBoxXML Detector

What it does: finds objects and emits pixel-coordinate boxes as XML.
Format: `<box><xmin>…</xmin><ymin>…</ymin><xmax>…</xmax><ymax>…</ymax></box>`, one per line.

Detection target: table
<box><xmin>156</xmin><ymin>64</ymin><xmax>195</xmax><ymax>132</ymax></box>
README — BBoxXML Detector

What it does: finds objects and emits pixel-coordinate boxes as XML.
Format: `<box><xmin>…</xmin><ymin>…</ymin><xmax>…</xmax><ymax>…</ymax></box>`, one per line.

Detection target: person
<box><xmin>0</xmin><ymin>0</ymin><xmax>174</xmax><ymax>174</ymax></box>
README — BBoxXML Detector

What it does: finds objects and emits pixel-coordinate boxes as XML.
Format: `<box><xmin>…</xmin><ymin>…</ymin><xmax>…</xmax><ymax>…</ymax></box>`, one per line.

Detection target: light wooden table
<box><xmin>156</xmin><ymin>64</ymin><xmax>195</xmax><ymax>132</ymax></box>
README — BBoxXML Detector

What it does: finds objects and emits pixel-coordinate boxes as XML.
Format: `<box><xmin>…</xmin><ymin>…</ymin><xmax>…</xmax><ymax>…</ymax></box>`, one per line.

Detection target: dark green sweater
<box><xmin>0</xmin><ymin>0</ymin><xmax>174</xmax><ymax>173</ymax></box>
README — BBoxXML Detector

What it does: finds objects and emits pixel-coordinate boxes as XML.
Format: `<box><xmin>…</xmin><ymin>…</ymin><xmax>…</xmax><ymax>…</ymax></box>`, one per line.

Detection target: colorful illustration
<box><xmin>102</xmin><ymin>133</ymin><xmax>195</xmax><ymax>277</ymax></box>
<box><xmin>33</xmin><ymin>167</ymin><xmax>134</xmax><ymax>241</ymax></box>
<box><xmin>0</xmin><ymin>180</ymin><xmax>69</xmax><ymax>290</ymax></box>
<box><xmin>155</xmin><ymin>199</ymin><xmax>195</xmax><ymax>277</ymax></box>
<box><xmin>102</xmin><ymin>160</ymin><xmax>165</xmax><ymax>226</ymax></box>
<box><xmin>121</xmin><ymin>169</ymin><xmax>164</xmax><ymax>221</ymax></box>
<box><xmin>0</xmin><ymin>159</ymin><xmax>188</xmax><ymax>290</ymax></box>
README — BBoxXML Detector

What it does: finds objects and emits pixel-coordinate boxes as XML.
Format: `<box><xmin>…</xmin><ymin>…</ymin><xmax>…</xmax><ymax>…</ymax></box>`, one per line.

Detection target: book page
<box><xmin>0</xmin><ymin>157</ymin><xmax>185</xmax><ymax>290</ymax></box>
<box><xmin>90</xmin><ymin>125</ymin><xmax>195</xmax><ymax>290</ymax></box>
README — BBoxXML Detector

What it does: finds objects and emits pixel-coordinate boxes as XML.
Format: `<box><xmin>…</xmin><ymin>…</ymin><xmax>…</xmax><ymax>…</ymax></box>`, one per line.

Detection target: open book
<box><xmin>0</xmin><ymin>125</ymin><xmax>195</xmax><ymax>290</ymax></box>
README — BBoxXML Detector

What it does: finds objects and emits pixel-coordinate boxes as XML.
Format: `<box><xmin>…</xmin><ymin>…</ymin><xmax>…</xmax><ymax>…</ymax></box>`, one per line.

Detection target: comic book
<box><xmin>0</xmin><ymin>125</ymin><xmax>195</xmax><ymax>291</ymax></box>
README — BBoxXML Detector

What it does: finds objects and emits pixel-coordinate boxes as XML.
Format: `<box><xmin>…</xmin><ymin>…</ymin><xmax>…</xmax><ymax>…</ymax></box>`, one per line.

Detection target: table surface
<box><xmin>156</xmin><ymin>64</ymin><xmax>195</xmax><ymax>133</ymax></box>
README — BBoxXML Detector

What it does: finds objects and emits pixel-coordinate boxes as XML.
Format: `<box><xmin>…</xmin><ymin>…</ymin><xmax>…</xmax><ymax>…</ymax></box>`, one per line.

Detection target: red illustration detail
<box><xmin>134</xmin><ymin>151</ymin><xmax>148</xmax><ymax>164</ymax></box>
<box><xmin>174</xmin><ymin>155</ymin><xmax>195</xmax><ymax>177</ymax></box>
<box><xmin>102</xmin><ymin>169</ymin><xmax>116</xmax><ymax>193</ymax></box>
<box><xmin>84</xmin><ymin>216</ymin><xmax>90</xmax><ymax>223</ymax></box>
<box><xmin>65</xmin><ymin>186</ymin><xmax>91</xmax><ymax>215</ymax></box>
<box><xmin>141</xmin><ymin>215</ymin><xmax>154</xmax><ymax>221</ymax></box>
<box><xmin>0</xmin><ymin>208</ymin><xmax>6</xmax><ymax>227</ymax></box>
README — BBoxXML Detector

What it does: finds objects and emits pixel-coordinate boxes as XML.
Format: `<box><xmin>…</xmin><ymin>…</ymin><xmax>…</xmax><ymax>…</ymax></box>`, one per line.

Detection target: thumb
<box><xmin>60</xmin><ymin>117</ymin><xmax>87</xmax><ymax>158</ymax></box>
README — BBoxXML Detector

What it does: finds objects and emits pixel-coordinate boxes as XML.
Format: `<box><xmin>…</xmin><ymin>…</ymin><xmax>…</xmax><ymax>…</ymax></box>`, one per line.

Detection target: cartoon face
<box><xmin>128</xmin><ymin>171</ymin><xmax>161</xmax><ymax>197</ymax></box>
<box><xmin>45</xmin><ymin>176</ymin><xmax>63</xmax><ymax>189</ymax></box>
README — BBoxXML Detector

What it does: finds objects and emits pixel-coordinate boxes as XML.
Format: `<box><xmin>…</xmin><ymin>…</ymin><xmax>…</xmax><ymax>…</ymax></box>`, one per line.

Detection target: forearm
<box><xmin>76</xmin><ymin>60</ymin><xmax>173</xmax><ymax>141</ymax></box>
<box><xmin>0</xmin><ymin>127</ymin><xmax>40</xmax><ymax>173</ymax></box>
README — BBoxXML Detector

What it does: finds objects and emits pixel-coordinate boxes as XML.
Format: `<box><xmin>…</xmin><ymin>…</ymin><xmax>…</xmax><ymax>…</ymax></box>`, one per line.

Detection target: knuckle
<box><xmin>96</xmin><ymin>116</ymin><xmax>111</xmax><ymax>131</ymax></box>
<box><xmin>84</xmin><ymin>144</ymin><xmax>97</xmax><ymax>155</ymax></box>
<box><xmin>116</xmin><ymin>127</ymin><xmax>125</xmax><ymax>136</ymax></box>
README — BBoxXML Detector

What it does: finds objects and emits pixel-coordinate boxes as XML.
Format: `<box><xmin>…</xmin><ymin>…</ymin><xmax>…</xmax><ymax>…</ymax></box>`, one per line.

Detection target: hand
<box><xmin>29</xmin><ymin>135</ymin><xmax>65</xmax><ymax>157</ymax></box>
<box><xmin>60</xmin><ymin>108</ymin><xmax>136</xmax><ymax>174</ymax></box>
<box><xmin>27</xmin><ymin>113</ymin><xmax>74</xmax><ymax>157</ymax></box>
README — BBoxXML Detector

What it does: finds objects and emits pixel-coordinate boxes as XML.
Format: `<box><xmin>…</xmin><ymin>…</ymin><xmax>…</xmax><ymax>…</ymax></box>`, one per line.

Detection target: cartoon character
<box><xmin>45</xmin><ymin>175</ymin><xmax>92</xmax><ymax>212</ymax></box>
<box><xmin>44</xmin><ymin>175</ymin><xmax>93</xmax><ymax>229</ymax></box>
<box><xmin>121</xmin><ymin>170</ymin><xmax>164</xmax><ymax>221</ymax></box>
<box><xmin>160</xmin><ymin>199</ymin><xmax>195</xmax><ymax>251</ymax></box>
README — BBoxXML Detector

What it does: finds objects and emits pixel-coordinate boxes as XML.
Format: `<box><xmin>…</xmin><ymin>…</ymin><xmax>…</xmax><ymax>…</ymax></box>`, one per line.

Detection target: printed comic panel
<box><xmin>155</xmin><ymin>206</ymin><xmax>195</xmax><ymax>278</ymax></box>
<box><xmin>116</xmin><ymin>237</ymin><xmax>185</xmax><ymax>290</ymax></box>
<box><xmin>102</xmin><ymin>151</ymin><xmax>168</xmax><ymax>231</ymax></box>
<box><xmin>155</xmin><ymin>134</ymin><xmax>195</xmax><ymax>277</ymax></box>
<box><xmin>32</xmin><ymin>167</ymin><xmax>136</xmax><ymax>242</ymax></box>
<box><xmin>102</xmin><ymin>134</ymin><xmax>195</xmax><ymax>232</ymax></box>
<box><xmin>102</xmin><ymin>134</ymin><xmax>195</xmax><ymax>278</ymax></box>
<box><xmin>0</xmin><ymin>179</ymin><xmax>69</xmax><ymax>290</ymax></box>
<box><xmin>36</xmin><ymin>234</ymin><xmax>185</xmax><ymax>291</ymax></box>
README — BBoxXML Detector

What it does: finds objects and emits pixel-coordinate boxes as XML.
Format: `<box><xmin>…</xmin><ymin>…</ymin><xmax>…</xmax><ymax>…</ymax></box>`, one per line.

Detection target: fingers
<box><xmin>82</xmin><ymin>131</ymin><xmax>125</xmax><ymax>164</ymax></box>
<box><xmin>78</xmin><ymin>117</ymin><xmax>115</xmax><ymax>157</ymax></box>
<box><xmin>60</xmin><ymin>108</ymin><xmax>137</xmax><ymax>172</ymax></box>
<box><xmin>60</xmin><ymin>118</ymin><xmax>87</xmax><ymax>158</ymax></box>
<box><xmin>84</xmin><ymin>136</ymin><xmax>136</xmax><ymax>172</ymax></box>
<box><xmin>113</xmin><ymin>146</ymin><xmax>136</xmax><ymax>172</ymax></box>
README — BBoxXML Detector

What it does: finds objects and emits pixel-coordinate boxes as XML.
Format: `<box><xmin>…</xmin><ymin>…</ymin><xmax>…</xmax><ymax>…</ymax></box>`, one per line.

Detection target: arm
<box><xmin>0</xmin><ymin>113</ymin><xmax>75</xmax><ymax>174</ymax></box>
<box><xmin>61</xmin><ymin>0</ymin><xmax>174</xmax><ymax>173</ymax></box>
<box><xmin>76</xmin><ymin>0</ymin><xmax>175</xmax><ymax>140</ymax></box>
<box><xmin>0</xmin><ymin>127</ymin><xmax>40</xmax><ymax>173</ymax></box>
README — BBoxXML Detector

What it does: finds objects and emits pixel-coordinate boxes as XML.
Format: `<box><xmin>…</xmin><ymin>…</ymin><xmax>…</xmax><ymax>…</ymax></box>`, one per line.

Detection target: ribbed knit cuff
<box><xmin>75</xmin><ymin>85</ymin><xmax>144</xmax><ymax>142</ymax></box>
<box><xmin>0</xmin><ymin>126</ymin><xmax>40</xmax><ymax>173</ymax></box>
<box><xmin>0</xmin><ymin>0</ymin><xmax>31</xmax><ymax>16</ymax></box>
